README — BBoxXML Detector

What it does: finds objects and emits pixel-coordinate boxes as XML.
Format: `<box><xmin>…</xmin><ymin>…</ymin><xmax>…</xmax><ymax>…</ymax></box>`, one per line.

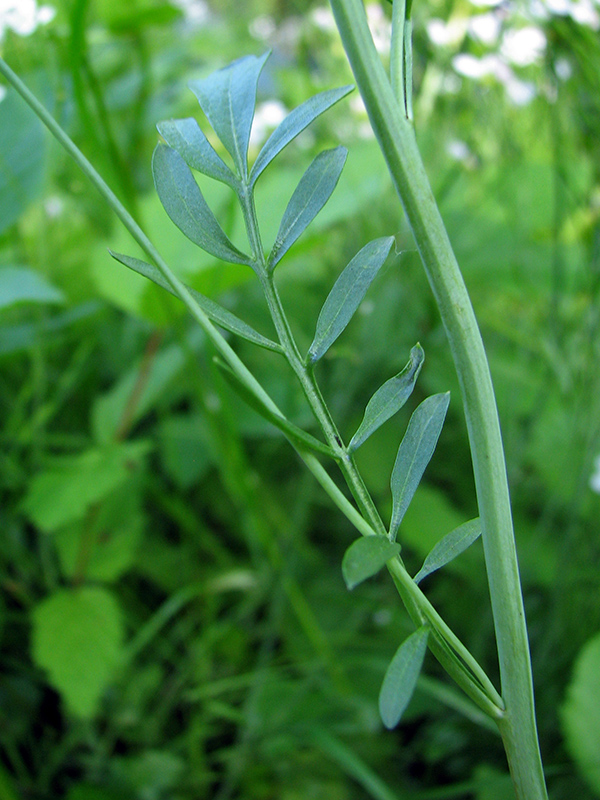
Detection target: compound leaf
<box><xmin>414</xmin><ymin>518</ymin><xmax>482</xmax><ymax>584</ymax></box>
<box><xmin>379</xmin><ymin>626</ymin><xmax>429</xmax><ymax>729</ymax></box>
<box><xmin>157</xmin><ymin>118</ymin><xmax>238</xmax><ymax>188</ymax></box>
<box><xmin>152</xmin><ymin>143</ymin><xmax>250</xmax><ymax>264</ymax></box>
<box><xmin>109</xmin><ymin>251</ymin><xmax>281</xmax><ymax>353</ymax></box>
<box><xmin>250</xmin><ymin>85</ymin><xmax>353</xmax><ymax>184</ymax></box>
<box><xmin>189</xmin><ymin>52</ymin><xmax>269</xmax><ymax>181</ymax></box>
<box><xmin>349</xmin><ymin>343</ymin><xmax>424</xmax><ymax>452</ymax></box>
<box><xmin>390</xmin><ymin>393</ymin><xmax>450</xmax><ymax>540</ymax></box>
<box><xmin>342</xmin><ymin>535</ymin><xmax>401</xmax><ymax>590</ymax></box>
<box><xmin>308</xmin><ymin>236</ymin><xmax>394</xmax><ymax>364</ymax></box>
<box><xmin>269</xmin><ymin>147</ymin><xmax>347</xmax><ymax>270</ymax></box>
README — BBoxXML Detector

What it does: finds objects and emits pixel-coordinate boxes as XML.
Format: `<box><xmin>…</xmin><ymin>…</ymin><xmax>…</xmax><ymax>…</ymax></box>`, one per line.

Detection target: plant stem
<box><xmin>328</xmin><ymin>0</ymin><xmax>547</xmax><ymax>796</ymax></box>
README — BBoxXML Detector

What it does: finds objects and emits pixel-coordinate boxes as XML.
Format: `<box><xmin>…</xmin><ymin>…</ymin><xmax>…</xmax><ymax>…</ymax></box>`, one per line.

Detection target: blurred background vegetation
<box><xmin>1</xmin><ymin>0</ymin><xmax>600</xmax><ymax>798</ymax></box>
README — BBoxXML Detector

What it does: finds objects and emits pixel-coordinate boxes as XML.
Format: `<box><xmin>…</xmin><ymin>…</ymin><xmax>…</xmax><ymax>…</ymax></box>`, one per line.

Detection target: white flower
<box><xmin>501</xmin><ymin>26</ymin><xmax>547</xmax><ymax>66</ymax></box>
<box><xmin>249</xmin><ymin>100</ymin><xmax>288</xmax><ymax>148</ymax></box>
<box><xmin>0</xmin><ymin>0</ymin><xmax>55</xmax><ymax>40</ymax></box>
<box><xmin>427</xmin><ymin>17</ymin><xmax>468</xmax><ymax>47</ymax></box>
<box><xmin>469</xmin><ymin>13</ymin><xmax>502</xmax><ymax>45</ymax></box>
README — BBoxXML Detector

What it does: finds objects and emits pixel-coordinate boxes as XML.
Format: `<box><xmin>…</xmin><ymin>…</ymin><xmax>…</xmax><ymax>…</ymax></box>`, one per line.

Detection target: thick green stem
<box><xmin>328</xmin><ymin>1</ymin><xmax>547</xmax><ymax>797</ymax></box>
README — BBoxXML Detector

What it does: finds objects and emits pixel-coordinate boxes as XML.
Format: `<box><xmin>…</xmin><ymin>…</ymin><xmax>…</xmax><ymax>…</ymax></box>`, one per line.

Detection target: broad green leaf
<box><xmin>379</xmin><ymin>626</ymin><xmax>429</xmax><ymax>729</ymax></box>
<box><xmin>109</xmin><ymin>251</ymin><xmax>281</xmax><ymax>353</ymax></box>
<box><xmin>152</xmin><ymin>144</ymin><xmax>250</xmax><ymax>264</ymax></box>
<box><xmin>561</xmin><ymin>632</ymin><xmax>600</xmax><ymax>794</ymax></box>
<box><xmin>341</xmin><ymin>535</ymin><xmax>401</xmax><ymax>590</ymax></box>
<box><xmin>0</xmin><ymin>266</ymin><xmax>64</xmax><ymax>309</ymax></box>
<box><xmin>390</xmin><ymin>393</ymin><xmax>450</xmax><ymax>540</ymax></box>
<box><xmin>31</xmin><ymin>586</ymin><xmax>124</xmax><ymax>717</ymax></box>
<box><xmin>215</xmin><ymin>358</ymin><xmax>334</xmax><ymax>457</ymax></box>
<box><xmin>269</xmin><ymin>147</ymin><xmax>348</xmax><ymax>270</ymax></box>
<box><xmin>414</xmin><ymin>518</ymin><xmax>482</xmax><ymax>584</ymax></box>
<box><xmin>157</xmin><ymin>117</ymin><xmax>238</xmax><ymax>188</ymax></box>
<box><xmin>250</xmin><ymin>85</ymin><xmax>354</xmax><ymax>184</ymax></box>
<box><xmin>189</xmin><ymin>52</ymin><xmax>269</xmax><ymax>181</ymax></box>
<box><xmin>308</xmin><ymin>236</ymin><xmax>394</xmax><ymax>364</ymax></box>
<box><xmin>349</xmin><ymin>343</ymin><xmax>424</xmax><ymax>452</ymax></box>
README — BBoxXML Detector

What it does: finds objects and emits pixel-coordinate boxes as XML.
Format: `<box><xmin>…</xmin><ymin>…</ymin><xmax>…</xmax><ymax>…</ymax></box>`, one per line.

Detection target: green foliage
<box><xmin>341</xmin><ymin>535</ymin><xmax>401</xmax><ymax>590</ymax></box>
<box><xmin>379</xmin><ymin>626</ymin><xmax>429</xmax><ymax>729</ymax></box>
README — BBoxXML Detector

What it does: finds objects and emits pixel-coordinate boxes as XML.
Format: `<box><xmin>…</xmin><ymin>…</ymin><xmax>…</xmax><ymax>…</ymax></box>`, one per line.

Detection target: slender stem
<box><xmin>328</xmin><ymin>1</ymin><xmax>547</xmax><ymax>797</ymax></box>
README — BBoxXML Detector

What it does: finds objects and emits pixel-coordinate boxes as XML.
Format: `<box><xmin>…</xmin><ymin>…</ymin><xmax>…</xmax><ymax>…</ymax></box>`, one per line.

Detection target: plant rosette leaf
<box><xmin>342</xmin><ymin>535</ymin><xmax>402</xmax><ymax>590</ymax></box>
<box><xmin>379</xmin><ymin>625</ymin><xmax>429</xmax><ymax>729</ymax></box>
<box><xmin>414</xmin><ymin>518</ymin><xmax>482</xmax><ymax>584</ymax></box>
<box><xmin>308</xmin><ymin>236</ymin><xmax>394</xmax><ymax>363</ymax></box>
<box><xmin>349</xmin><ymin>343</ymin><xmax>424</xmax><ymax>452</ymax></box>
<box><xmin>390</xmin><ymin>392</ymin><xmax>450</xmax><ymax>541</ymax></box>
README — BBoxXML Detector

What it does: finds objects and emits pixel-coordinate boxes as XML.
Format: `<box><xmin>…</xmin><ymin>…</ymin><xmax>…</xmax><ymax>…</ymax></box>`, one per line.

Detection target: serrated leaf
<box><xmin>414</xmin><ymin>518</ymin><xmax>482</xmax><ymax>584</ymax></box>
<box><xmin>349</xmin><ymin>343</ymin><xmax>424</xmax><ymax>452</ymax></box>
<box><xmin>308</xmin><ymin>236</ymin><xmax>394</xmax><ymax>363</ymax></box>
<box><xmin>341</xmin><ymin>535</ymin><xmax>401</xmax><ymax>590</ymax></box>
<box><xmin>157</xmin><ymin>118</ymin><xmax>238</xmax><ymax>188</ymax></box>
<box><xmin>152</xmin><ymin>143</ymin><xmax>251</xmax><ymax>264</ymax></box>
<box><xmin>189</xmin><ymin>52</ymin><xmax>269</xmax><ymax>181</ymax></box>
<box><xmin>390</xmin><ymin>393</ymin><xmax>450</xmax><ymax>540</ymax></box>
<box><xmin>31</xmin><ymin>587</ymin><xmax>124</xmax><ymax>717</ymax></box>
<box><xmin>269</xmin><ymin>147</ymin><xmax>347</xmax><ymax>270</ymax></box>
<box><xmin>250</xmin><ymin>85</ymin><xmax>353</xmax><ymax>184</ymax></box>
<box><xmin>109</xmin><ymin>251</ymin><xmax>281</xmax><ymax>353</ymax></box>
<box><xmin>215</xmin><ymin>358</ymin><xmax>334</xmax><ymax>457</ymax></box>
<box><xmin>379</xmin><ymin>626</ymin><xmax>429</xmax><ymax>729</ymax></box>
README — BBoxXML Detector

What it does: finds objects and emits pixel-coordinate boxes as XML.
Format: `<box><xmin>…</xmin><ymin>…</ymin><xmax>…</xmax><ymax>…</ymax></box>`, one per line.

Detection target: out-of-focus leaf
<box><xmin>152</xmin><ymin>144</ymin><xmax>250</xmax><ymax>264</ymax></box>
<box><xmin>341</xmin><ymin>536</ymin><xmax>401</xmax><ymax>590</ymax></box>
<box><xmin>349</xmin><ymin>343</ymin><xmax>424</xmax><ymax>452</ymax></box>
<box><xmin>189</xmin><ymin>53</ymin><xmax>269</xmax><ymax>180</ymax></box>
<box><xmin>390</xmin><ymin>393</ymin><xmax>450</xmax><ymax>540</ymax></box>
<box><xmin>379</xmin><ymin>626</ymin><xmax>429</xmax><ymax>729</ymax></box>
<box><xmin>157</xmin><ymin>118</ymin><xmax>238</xmax><ymax>188</ymax></box>
<box><xmin>308</xmin><ymin>236</ymin><xmax>394</xmax><ymax>363</ymax></box>
<box><xmin>414</xmin><ymin>518</ymin><xmax>482</xmax><ymax>584</ymax></box>
<box><xmin>31</xmin><ymin>586</ymin><xmax>123</xmax><ymax>718</ymax></box>
<box><xmin>250</xmin><ymin>85</ymin><xmax>353</xmax><ymax>184</ymax></box>
<box><xmin>269</xmin><ymin>147</ymin><xmax>347</xmax><ymax>270</ymax></box>
<box><xmin>0</xmin><ymin>266</ymin><xmax>64</xmax><ymax>309</ymax></box>
<box><xmin>109</xmin><ymin>251</ymin><xmax>281</xmax><ymax>352</ymax></box>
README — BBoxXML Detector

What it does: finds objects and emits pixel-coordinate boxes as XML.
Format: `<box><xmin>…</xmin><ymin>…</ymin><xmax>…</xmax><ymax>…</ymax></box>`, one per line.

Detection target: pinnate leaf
<box><xmin>189</xmin><ymin>52</ymin><xmax>269</xmax><ymax>180</ymax></box>
<box><xmin>152</xmin><ymin>144</ymin><xmax>250</xmax><ymax>264</ymax></box>
<box><xmin>109</xmin><ymin>251</ymin><xmax>281</xmax><ymax>353</ymax></box>
<box><xmin>157</xmin><ymin>118</ymin><xmax>238</xmax><ymax>188</ymax></box>
<box><xmin>342</xmin><ymin>535</ymin><xmax>401</xmax><ymax>590</ymax></box>
<box><xmin>390</xmin><ymin>393</ymin><xmax>450</xmax><ymax>540</ymax></box>
<box><xmin>308</xmin><ymin>236</ymin><xmax>394</xmax><ymax>363</ymax></box>
<box><xmin>269</xmin><ymin>147</ymin><xmax>347</xmax><ymax>270</ymax></box>
<box><xmin>250</xmin><ymin>85</ymin><xmax>353</xmax><ymax>184</ymax></box>
<box><xmin>349</xmin><ymin>343</ymin><xmax>424</xmax><ymax>452</ymax></box>
<box><xmin>379</xmin><ymin>626</ymin><xmax>429</xmax><ymax>729</ymax></box>
<box><xmin>413</xmin><ymin>518</ymin><xmax>482</xmax><ymax>584</ymax></box>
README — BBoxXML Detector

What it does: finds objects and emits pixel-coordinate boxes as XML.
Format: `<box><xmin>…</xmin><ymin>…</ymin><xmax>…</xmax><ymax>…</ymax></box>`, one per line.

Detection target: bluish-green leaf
<box><xmin>188</xmin><ymin>52</ymin><xmax>269</xmax><ymax>181</ymax></box>
<box><xmin>152</xmin><ymin>143</ymin><xmax>250</xmax><ymax>264</ymax></box>
<box><xmin>109</xmin><ymin>251</ymin><xmax>281</xmax><ymax>353</ymax></box>
<box><xmin>157</xmin><ymin>118</ymin><xmax>238</xmax><ymax>188</ymax></box>
<box><xmin>379</xmin><ymin>626</ymin><xmax>429</xmax><ymax>729</ymax></box>
<box><xmin>414</xmin><ymin>518</ymin><xmax>482</xmax><ymax>584</ymax></box>
<box><xmin>342</xmin><ymin>536</ymin><xmax>401</xmax><ymax>590</ymax></box>
<box><xmin>390</xmin><ymin>393</ymin><xmax>450</xmax><ymax>540</ymax></box>
<box><xmin>0</xmin><ymin>266</ymin><xmax>64</xmax><ymax>309</ymax></box>
<box><xmin>349</xmin><ymin>343</ymin><xmax>424</xmax><ymax>452</ymax></box>
<box><xmin>269</xmin><ymin>147</ymin><xmax>347</xmax><ymax>270</ymax></box>
<box><xmin>308</xmin><ymin>236</ymin><xmax>394</xmax><ymax>364</ymax></box>
<box><xmin>250</xmin><ymin>85</ymin><xmax>353</xmax><ymax>184</ymax></box>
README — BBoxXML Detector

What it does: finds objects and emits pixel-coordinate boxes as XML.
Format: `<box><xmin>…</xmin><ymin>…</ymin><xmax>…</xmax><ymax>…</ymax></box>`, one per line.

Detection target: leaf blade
<box><xmin>308</xmin><ymin>236</ymin><xmax>394</xmax><ymax>363</ymax></box>
<box><xmin>414</xmin><ymin>518</ymin><xmax>482</xmax><ymax>584</ymax></box>
<box><xmin>189</xmin><ymin>52</ymin><xmax>269</xmax><ymax>180</ymax></box>
<box><xmin>390</xmin><ymin>393</ymin><xmax>450</xmax><ymax>540</ymax></box>
<box><xmin>250</xmin><ymin>85</ymin><xmax>353</xmax><ymax>184</ymax></box>
<box><xmin>349</xmin><ymin>343</ymin><xmax>424</xmax><ymax>452</ymax></box>
<box><xmin>157</xmin><ymin>118</ymin><xmax>238</xmax><ymax>188</ymax></box>
<box><xmin>109</xmin><ymin>251</ymin><xmax>282</xmax><ymax>353</ymax></box>
<box><xmin>342</xmin><ymin>535</ymin><xmax>401</xmax><ymax>590</ymax></box>
<box><xmin>379</xmin><ymin>626</ymin><xmax>429</xmax><ymax>729</ymax></box>
<box><xmin>152</xmin><ymin>143</ymin><xmax>251</xmax><ymax>264</ymax></box>
<box><xmin>269</xmin><ymin>146</ymin><xmax>347</xmax><ymax>270</ymax></box>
